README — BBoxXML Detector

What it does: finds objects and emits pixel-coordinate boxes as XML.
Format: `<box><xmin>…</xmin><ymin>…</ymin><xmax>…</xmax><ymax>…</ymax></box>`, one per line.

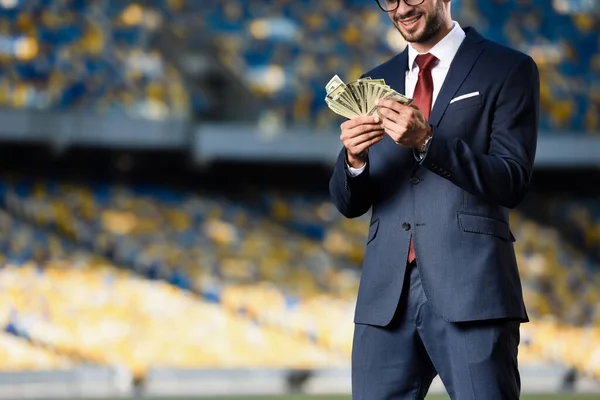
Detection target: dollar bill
<box><xmin>325</xmin><ymin>75</ymin><xmax>346</xmax><ymax>95</ymax></box>
<box><xmin>324</xmin><ymin>75</ymin><xmax>413</xmax><ymax>119</ymax></box>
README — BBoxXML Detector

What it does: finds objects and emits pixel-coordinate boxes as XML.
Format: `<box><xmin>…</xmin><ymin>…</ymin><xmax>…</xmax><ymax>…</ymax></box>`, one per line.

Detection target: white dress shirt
<box><xmin>347</xmin><ymin>21</ymin><xmax>466</xmax><ymax>176</ymax></box>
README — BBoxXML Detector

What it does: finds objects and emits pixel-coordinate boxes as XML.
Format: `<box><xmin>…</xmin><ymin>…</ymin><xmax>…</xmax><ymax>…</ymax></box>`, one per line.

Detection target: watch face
<box><xmin>422</xmin><ymin>136</ymin><xmax>432</xmax><ymax>153</ymax></box>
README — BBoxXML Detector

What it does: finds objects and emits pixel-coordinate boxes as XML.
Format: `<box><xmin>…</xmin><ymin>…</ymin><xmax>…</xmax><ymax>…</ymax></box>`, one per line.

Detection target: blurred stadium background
<box><xmin>0</xmin><ymin>0</ymin><xmax>598</xmax><ymax>399</ymax></box>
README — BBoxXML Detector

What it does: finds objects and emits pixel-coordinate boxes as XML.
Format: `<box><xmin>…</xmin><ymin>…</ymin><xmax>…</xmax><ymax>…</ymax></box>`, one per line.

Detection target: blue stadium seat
<box><xmin>0</xmin><ymin>0</ymin><xmax>597</xmax><ymax>130</ymax></box>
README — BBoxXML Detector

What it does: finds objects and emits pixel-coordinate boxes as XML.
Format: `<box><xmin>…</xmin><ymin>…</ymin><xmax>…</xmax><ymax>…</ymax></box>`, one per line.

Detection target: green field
<box><xmin>73</xmin><ymin>390</ymin><xmax>600</xmax><ymax>400</ymax></box>
<box><xmin>151</xmin><ymin>395</ymin><xmax>599</xmax><ymax>400</ymax></box>
<box><xmin>195</xmin><ymin>397</ymin><xmax>595</xmax><ymax>400</ymax></box>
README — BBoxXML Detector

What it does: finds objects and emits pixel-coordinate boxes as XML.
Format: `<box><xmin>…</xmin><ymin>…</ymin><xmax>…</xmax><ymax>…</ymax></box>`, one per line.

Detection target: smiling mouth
<box><xmin>400</xmin><ymin>15</ymin><xmax>422</xmax><ymax>28</ymax></box>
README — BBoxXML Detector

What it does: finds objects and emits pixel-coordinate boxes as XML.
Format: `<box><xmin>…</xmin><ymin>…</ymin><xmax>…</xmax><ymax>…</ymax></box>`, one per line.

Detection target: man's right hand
<box><xmin>340</xmin><ymin>115</ymin><xmax>385</xmax><ymax>168</ymax></box>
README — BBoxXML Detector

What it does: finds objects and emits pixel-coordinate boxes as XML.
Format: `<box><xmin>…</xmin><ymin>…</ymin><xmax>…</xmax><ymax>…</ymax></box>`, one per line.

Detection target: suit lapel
<box><xmin>387</xmin><ymin>49</ymin><xmax>408</xmax><ymax>98</ymax></box>
<box><xmin>428</xmin><ymin>28</ymin><xmax>486</xmax><ymax>127</ymax></box>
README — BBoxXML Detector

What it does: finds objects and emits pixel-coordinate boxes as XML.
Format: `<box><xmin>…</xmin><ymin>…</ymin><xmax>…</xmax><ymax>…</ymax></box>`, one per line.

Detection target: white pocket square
<box><xmin>450</xmin><ymin>91</ymin><xmax>480</xmax><ymax>104</ymax></box>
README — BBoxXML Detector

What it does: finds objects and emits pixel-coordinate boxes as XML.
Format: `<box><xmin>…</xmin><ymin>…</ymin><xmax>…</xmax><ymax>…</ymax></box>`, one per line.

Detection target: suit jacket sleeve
<box><xmin>329</xmin><ymin>149</ymin><xmax>372</xmax><ymax>218</ymax></box>
<box><xmin>420</xmin><ymin>56</ymin><xmax>539</xmax><ymax>209</ymax></box>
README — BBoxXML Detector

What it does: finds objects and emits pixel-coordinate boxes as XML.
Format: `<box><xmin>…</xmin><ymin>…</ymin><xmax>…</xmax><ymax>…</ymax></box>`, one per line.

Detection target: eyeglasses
<box><xmin>375</xmin><ymin>0</ymin><xmax>425</xmax><ymax>12</ymax></box>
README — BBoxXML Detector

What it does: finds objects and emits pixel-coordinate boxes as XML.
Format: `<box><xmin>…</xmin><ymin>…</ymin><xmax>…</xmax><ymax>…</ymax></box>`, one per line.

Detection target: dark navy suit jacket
<box><xmin>329</xmin><ymin>28</ymin><xmax>539</xmax><ymax>326</ymax></box>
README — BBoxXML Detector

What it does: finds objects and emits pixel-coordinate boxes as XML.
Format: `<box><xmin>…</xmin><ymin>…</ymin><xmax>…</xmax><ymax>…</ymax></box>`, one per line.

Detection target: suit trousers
<box><xmin>351</xmin><ymin>262</ymin><xmax>521</xmax><ymax>400</ymax></box>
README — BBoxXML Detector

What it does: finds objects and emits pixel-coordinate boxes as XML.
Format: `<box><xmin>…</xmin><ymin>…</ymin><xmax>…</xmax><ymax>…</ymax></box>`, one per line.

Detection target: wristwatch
<box><xmin>414</xmin><ymin>132</ymin><xmax>433</xmax><ymax>162</ymax></box>
<box><xmin>421</xmin><ymin>134</ymin><xmax>433</xmax><ymax>153</ymax></box>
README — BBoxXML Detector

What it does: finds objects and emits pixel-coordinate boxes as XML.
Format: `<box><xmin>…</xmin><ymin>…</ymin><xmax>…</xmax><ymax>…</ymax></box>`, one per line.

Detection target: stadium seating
<box><xmin>0</xmin><ymin>209</ymin><xmax>345</xmax><ymax>377</ymax></box>
<box><xmin>1</xmin><ymin>178</ymin><xmax>599</xmax><ymax>380</ymax></box>
<box><xmin>538</xmin><ymin>196</ymin><xmax>600</xmax><ymax>261</ymax></box>
<box><xmin>0</xmin><ymin>332</ymin><xmax>72</xmax><ymax>372</ymax></box>
<box><xmin>522</xmin><ymin>319</ymin><xmax>600</xmax><ymax>381</ymax></box>
<box><xmin>0</xmin><ymin>0</ymin><xmax>598</xmax><ymax>390</ymax></box>
<box><xmin>191</xmin><ymin>0</ymin><xmax>599</xmax><ymax>131</ymax></box>
<box><xmin>1</xmin><ymin>0</ymin><xmax>598</xmax><ymax>132</ymax></box>
<box><xmin>0</xmin><ymin>0</ymin><xmax>190</xmax><ymax>119</ymax></box>
<box><xmin>0</xmin><ymin>180</ymin><xmax>360</xmax><ymax>356</ymax></box>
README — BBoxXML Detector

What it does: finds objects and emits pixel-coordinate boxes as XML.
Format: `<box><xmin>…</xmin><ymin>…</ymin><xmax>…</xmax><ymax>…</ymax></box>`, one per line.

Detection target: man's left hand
<box><xmin>376</xmin><ymin>99</ymin><xmax>432</xmax><ymax>150</ymax></box>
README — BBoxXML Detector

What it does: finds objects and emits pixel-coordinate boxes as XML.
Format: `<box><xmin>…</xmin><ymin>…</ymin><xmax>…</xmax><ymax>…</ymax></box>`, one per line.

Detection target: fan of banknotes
<box><xmin>325</xmin><ymin>75</ymin><xmax>413</xmax><ymax>119</ymax></box>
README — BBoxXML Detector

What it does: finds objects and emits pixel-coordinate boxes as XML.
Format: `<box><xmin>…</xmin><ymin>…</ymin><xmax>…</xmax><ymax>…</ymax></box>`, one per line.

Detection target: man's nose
<box><xmin>392</xmin><ymin>1</ymin><xmax>414</xmax><ymax>17</ymax></box>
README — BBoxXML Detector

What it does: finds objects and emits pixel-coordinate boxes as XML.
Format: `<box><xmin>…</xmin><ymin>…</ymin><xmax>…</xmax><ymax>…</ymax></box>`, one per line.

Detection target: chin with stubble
<box><xmin>392</xmin><ymin>0</ymin><xmax>445</xmax><ymax>45</ymax></box>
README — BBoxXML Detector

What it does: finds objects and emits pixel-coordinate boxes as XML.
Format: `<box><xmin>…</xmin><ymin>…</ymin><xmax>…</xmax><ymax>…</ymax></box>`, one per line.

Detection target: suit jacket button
<box><xmin>402</xmin><ymin>222</ymin><xmax>411</xmax><ymax>231</ymax></box>
<box><xmin>410</xmin><ymin>176</ymin><xmax>420</xmax><ymax>185</ymax></box>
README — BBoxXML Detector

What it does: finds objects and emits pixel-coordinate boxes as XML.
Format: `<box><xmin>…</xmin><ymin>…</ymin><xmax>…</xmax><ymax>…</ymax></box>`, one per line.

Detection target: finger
<box><xmin>406</xmin><ymin>104</ymin><xmax>427</xmax><ymax>123</ymax></box>
<box><xmin>380</xmin><ymin>108</ymin><xmax>424</xmax><ymax>133</ymax></box>
<box><xmin>380</xmin><ymin>113</ymin><xmax>408</xmax><ymax>134</ymax></box>
<box><xmin>380</xmin><ymin>118</ymin><xmax>410</xmax><ymax>145</ymax></box>
<box><xmin>376</xmin><ymin>99</ymin><xmax>412</xmax><ymax>114</ymax></box>
<box><xmin>341</xmin><ymin>115</ymin><xmax>381</xmax><ymax>130</ymax></box>
<box><xmin>344</xmin><ymin>123</ymin><xmax>385</xmax><ymax>140</ymax></box>
<box><xmin>348</xmin><ymin>129</ymin><xmax>385</xmax><ymax>147</ymax></box>
<box><xmin>352</xmin><ymin>134</ymin><xmax>384</xmax><ymax>155</ymax></box>
<box><xmin>382</xmin><ymin>126</ymin><xmax>399</xmax><ymax>143</ymax></box>
<box><xmin>377</xmin><ymin>106</ymin><xmax>406</xmax><ymax>122</ymax></box>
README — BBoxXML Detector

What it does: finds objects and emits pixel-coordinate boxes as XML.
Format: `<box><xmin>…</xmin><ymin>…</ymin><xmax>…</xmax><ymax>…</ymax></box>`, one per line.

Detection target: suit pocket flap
<box><xmin>367</xmin><ymin>219</ymin><xmax>380</xmax><ymax>244</ymax></box>
<box><xmin>458</xmin><ymin>213</ymin><xmax>510</xmax><ymax>241</ymax></box>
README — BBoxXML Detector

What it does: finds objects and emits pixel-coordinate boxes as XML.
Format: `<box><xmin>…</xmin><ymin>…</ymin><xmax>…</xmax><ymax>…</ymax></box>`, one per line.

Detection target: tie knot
<box><xmin>415</xmin><ymin>53</ymin><xmax>438</xmax><ymax>71</ymax></box>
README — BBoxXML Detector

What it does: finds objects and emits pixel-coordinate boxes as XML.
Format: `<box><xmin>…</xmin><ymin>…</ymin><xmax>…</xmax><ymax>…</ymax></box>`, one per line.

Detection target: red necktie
<box><xmin>407</xmin><ymin>53</ymin><xmax>438</xmax><ymax>264</ymax></box>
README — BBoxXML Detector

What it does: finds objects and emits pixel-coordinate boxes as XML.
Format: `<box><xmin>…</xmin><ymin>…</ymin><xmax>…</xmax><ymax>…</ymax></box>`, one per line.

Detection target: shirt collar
<box><xmin>407</xmin><ymin>21</ymin><xmax>466</xmax><ymax>70</ymax></box>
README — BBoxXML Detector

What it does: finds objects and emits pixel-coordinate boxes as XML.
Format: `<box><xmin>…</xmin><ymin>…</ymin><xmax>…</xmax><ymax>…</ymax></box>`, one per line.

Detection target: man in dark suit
<box><xmin>329</xmin><ymin>0</ymin><xmax>539</xmax><ymax>398</ymax></box>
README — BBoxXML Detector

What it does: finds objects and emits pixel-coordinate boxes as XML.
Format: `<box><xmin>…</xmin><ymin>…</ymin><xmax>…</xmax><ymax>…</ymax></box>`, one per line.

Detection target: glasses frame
<box><xmin>374</xmin><ymin>0</ymin><xmax>426</xmax><ymax>12</ymax></box>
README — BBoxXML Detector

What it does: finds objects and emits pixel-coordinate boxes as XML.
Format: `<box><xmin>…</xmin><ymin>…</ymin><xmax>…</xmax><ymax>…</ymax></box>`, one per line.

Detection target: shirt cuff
<box><xmin>346</xmin><ymin>161</ymin><xmax>367</xmax><ymax>177</ymax></box>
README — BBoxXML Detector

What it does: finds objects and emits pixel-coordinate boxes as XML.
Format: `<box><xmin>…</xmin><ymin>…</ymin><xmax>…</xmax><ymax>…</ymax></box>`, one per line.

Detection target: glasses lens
<box><xmin>377</xmin><ymin>0</ymin><xmax>399</xmax><ymax>11</ymax></box>
<box><xmin>405</xmin><ymin>0</ymin><xmax>425</xmax><ymax>5</ymax></box>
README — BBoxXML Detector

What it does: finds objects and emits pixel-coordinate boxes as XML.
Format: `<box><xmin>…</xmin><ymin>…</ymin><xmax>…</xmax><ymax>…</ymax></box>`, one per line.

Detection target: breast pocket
<box><xmin>441</xmin><ymin>93</ymin><xmax>483</xmax><ymax>134</ymax></box>
<box><xmin>448</xmin><ymin>92</ymin><xmax>481</xmax><ymax>111</ymax></box>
